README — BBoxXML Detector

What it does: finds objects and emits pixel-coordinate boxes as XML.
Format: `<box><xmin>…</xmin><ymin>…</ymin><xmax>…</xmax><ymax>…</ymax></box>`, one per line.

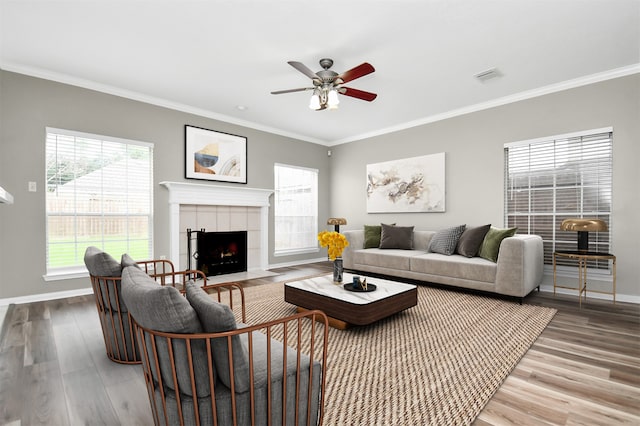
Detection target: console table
<box><xmin>553</xmin><ymin>250</ymin><xmax>616</xmax><ymax>307</ymax></box>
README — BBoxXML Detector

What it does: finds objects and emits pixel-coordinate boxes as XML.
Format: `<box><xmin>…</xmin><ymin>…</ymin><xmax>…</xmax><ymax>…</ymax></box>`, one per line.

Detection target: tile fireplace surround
<box><xmin>160</xmin><ymin>181</ymin><xmax>273</xmax><ymax>272</ymax></box>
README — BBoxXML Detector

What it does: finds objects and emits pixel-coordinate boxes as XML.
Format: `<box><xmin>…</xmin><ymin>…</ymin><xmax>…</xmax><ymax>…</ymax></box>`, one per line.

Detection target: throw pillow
<box><xmin>364</xmin><ymin>225</ymin><xmax>383</xmax><ymax>248</ymax></box>
<box><xmin>84</xmin><ymin>246</ymin><xmax>122</xmax><ymax>277</ymax></box>
<box><xmin>427</xmin><ymin>224</ymin><xmax>467</xmax><ymax>255</ymax></box>
<box><xmin>363</xmin><ymin>223</ymin><xmax>395</xmax><ymax>248</ymax></box>
<box><xmin>455</xmin><ymin>224</ymin><xmax>491</xmax><ymax>258</ymax></box>
<box><xmin>478</xmin><ymin>227</ymin><xmax>518</xmax><ymax>262</ymax></box>
<box><xmin>185</xmin><ymin>281</ymin><xmax>250</xmax><ymax>393</ymax></box>
<box><xmin>379</xmin><ymin>223</ymin><xmax>414</xmax><ymax>249</ymax></box>
<box><xmin>120</xmin><ymin>253</ymin><xmax>141</xmax><ymax>269</ymax></box>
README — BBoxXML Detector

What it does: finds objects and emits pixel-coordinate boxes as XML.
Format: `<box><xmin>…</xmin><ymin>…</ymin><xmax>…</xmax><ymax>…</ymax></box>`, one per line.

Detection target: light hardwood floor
<box><xmin>0</xmin><ymin>262</ymin><xmax>638</xmax><ymax>425</ymax></box>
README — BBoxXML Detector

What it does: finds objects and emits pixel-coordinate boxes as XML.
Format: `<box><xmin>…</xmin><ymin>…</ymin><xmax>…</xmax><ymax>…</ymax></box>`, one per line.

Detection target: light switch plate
<box><xmin>28</xmin><ymin>181</ymin><xmax>37</xmax><ymax>192</ymax></box>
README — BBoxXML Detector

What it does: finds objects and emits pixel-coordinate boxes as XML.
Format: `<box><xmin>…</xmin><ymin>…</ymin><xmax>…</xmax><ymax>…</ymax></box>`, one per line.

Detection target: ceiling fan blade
<box><xmin>287</xmin><ymin>61</ymin><xmax>319</xmax><ymax>80</ymax></box>
<box><xmin>340</xmin><ymin>87</ymin><xmax>378</xmax><ymax>102</ymax></box>
<box><xmin>271</xmin><ymin>87</ymin><xmax>314</xmax><ymax>95</ymax></box>
<box><xmin>338</xmin><ymin>62</ymin><xmax>375</xmax><ymax>84</ymax></box>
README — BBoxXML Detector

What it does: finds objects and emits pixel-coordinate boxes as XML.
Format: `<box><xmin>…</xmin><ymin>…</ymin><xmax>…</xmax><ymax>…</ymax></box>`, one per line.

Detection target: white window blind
<box><xmin>274</xmin><ymin>163</ymin><xmax>318</xmax><ymax>256</ymax></box>
<box><xmin>45</xmin><ymin>128</ymin><xmax>154</xmax><ymax>277</ymax></box>
<box><xmin>504</xmin><ymin>128</ymin><xmax>613</xmax><ymax>273</ymax></box>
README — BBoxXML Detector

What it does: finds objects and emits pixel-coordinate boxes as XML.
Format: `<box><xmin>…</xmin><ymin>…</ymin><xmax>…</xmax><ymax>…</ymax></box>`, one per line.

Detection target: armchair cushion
<box><xmin>185</xmin><ymin>282</ymin><xmax>251</xmax><ymax>393</ymax></box>
<box><xmin>121</xmin><ymin>266</ymin><xmax>213</xmax><ymax>397</ymax></box>
<box><xmin>84</xmin><ymin>246</ymin><xmax>122</xmax><ymax>277</ymax></box>
<box><xmin>120</xmin><ymin>253</ymin><xmax>140</xmax><ymax>269</ymax></box>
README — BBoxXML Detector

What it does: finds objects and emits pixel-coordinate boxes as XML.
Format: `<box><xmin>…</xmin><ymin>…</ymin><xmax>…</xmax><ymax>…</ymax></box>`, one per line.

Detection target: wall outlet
<box><xmin>28</xmin><ymin>181</ymin><xmax>37</xmax><ymax>192</ymax></box>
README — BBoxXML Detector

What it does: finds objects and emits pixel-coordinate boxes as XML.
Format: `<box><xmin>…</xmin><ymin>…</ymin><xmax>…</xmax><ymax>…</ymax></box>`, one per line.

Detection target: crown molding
<box><xmin>330</xmin><ymin>63</ymin><xmax>640</xmax><ymax>146</ymax></box>
<box><xmin>3</xmin><ymin>62</ymin><xmax>638</xmax><ymax>147</ymax></box>
<box><xmin>0</xmin><ymin>62</ymin><xmax>327</xmax><ymax>145</ymax></box>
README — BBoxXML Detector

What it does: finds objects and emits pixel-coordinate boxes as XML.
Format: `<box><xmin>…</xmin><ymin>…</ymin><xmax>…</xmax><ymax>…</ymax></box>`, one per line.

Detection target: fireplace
<box><xmin>160</xmin><ymin>181</ymin><xmax>273</xmax><ymax>272</ymax></box>
<box><xmin>189</xmin><ymin>230</ymin><xmax>248</xmax><ymax>276</ymax></box>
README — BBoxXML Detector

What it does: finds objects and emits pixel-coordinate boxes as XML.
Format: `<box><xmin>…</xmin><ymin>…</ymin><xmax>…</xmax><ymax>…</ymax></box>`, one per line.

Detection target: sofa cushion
<box><xmin>428</xmin><ymin>224</ymin><xmax>466</xmax><ymax>255</ymax></box>
<box><xmin>352</xmin><ymin>248</ymin><xmax>424</xmax><ymax>270</ymax></box>
<box><xmin>84</xmin><ymin>246</ymin><xmax>122</xmax><ymax>277</ymax></box>
<box><xmin>185</xmin><ymin>282</ymin><xmax>250</xmax><ymax>393</ymax></box>
<box><xmin>379</xmin><ymin>223</ymin><xmax>414</xmax><ymax>249</ymax></box>
<box><xmin>410</xmin><ymin>253</ymin><xmax>497</xmax><ymax>283</ymax></box>
<box><xmin>478</xmin><ymin>227</ymin><xmax>518</xmax><ymax>262</ymax></box>
<box><xmin>456</xmin><ymin>224</ymin><xmax>491</xmax><ymax>258</ymax></box>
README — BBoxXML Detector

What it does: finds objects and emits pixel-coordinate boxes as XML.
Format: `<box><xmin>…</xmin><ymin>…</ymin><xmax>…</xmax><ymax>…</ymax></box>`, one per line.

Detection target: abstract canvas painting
<box><xmin>185</xmin><ymin>125</ymin><xmax>247</xmax><ymax>183</ymax></box>
<box><xmin>366</xmin><ymin>153</ymin><xmax>445</xmax><ymax>213</ymax></box>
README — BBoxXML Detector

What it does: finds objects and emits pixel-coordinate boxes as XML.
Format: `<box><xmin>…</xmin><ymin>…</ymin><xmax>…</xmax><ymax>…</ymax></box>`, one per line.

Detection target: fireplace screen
<box><xmin>194</xmin><ymin>230</ymin><xmax>248</xmax><ymax>276</ymax></box>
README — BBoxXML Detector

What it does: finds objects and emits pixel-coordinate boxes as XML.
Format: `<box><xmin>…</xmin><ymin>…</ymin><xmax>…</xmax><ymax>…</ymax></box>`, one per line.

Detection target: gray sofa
<box><xmin>342</xmin><ymin>229</ymin><xmax>544</xmax><ymax>300</ymax></box>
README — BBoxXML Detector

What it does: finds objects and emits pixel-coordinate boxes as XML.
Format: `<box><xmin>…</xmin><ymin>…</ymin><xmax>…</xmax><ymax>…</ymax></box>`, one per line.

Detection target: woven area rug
<box><xmin>238</xmin><ymin>281</ymin><xmax>556</xmax><ymax>425</ymax></box>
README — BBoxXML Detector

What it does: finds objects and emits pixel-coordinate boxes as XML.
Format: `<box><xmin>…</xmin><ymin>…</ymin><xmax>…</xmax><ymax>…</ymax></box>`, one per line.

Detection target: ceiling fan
<box><xmin>271</xmin><ymin>58</ymin><xmax>377</xmax><ymax>110</ymax></box>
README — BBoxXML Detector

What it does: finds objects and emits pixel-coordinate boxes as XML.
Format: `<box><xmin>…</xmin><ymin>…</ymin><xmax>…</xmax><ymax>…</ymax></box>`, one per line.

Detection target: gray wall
<box><xmin>330</xmin><ymin>74</ymin><xmax>640</xmax><ymax>299</ymax></box>
<box><xmin>1</xmin><ymin>70</ymin><xmax>638</xmax><ymax>300</ymax></box>
<box><xmin>0</xmin><ymin>70</ymin><xmax>330</xmax><ymax>299</ymax></box>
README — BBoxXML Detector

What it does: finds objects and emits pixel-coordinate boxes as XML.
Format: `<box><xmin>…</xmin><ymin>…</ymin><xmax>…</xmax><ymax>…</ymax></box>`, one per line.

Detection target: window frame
<box><xmin>44</xmin><ymin>127</ymin><xmax>154</xmax><ymax>281</ymax></box>
<box><xmin>273</xmin><ymin>163</ymin><xmax>319</xmax><ymax>257</ymax></box>
<box><xmin>504</xmin><ymin>127</ymin><xmax>613</xmax><ymax>278</ymax></box>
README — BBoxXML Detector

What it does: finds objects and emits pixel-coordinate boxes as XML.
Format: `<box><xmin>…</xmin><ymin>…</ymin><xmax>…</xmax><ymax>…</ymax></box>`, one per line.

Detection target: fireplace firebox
<box><xmin>188</xmin><ymin>229</ymin><xmax>248</xmax><ymax>276</ymax></box>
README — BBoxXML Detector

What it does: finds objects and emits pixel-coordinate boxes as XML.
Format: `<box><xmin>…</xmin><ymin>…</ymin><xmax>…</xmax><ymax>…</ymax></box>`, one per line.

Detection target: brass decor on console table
<box><xmin>327</xmin><ymin>217</ymin><xmax>347</xmax><ymax>233</ymax></box>
<box><xmin>560</xmin><ymin>218</ymin><xmax>608</xmax><ymax>252</ymax></box>
<box><xmin>555</xmin><ymin>218</ymin><xmax>615</xmax><ymax>307</ymax></box>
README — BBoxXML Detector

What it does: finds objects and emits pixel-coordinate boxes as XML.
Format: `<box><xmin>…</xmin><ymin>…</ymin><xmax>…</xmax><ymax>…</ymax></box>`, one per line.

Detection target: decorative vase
<box><xmin>333</xmin><ymin>258</ymin><xmax>344</xmax><ymax>282</ymax></box>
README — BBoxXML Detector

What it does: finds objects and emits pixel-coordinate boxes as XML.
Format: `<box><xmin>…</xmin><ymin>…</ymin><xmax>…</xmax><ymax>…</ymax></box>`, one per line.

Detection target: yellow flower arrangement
<box><xmin>318</xmin><ymin>230</ymin><xmax>349</xmax><ymax>261</ymax></box>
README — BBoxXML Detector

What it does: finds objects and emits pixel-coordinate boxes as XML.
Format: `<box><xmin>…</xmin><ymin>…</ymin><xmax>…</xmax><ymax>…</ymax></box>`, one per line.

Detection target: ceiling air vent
<box><xmin>474</xmin><ymin>68</ymin><xmax>502</xmax><ymax>82</ymax></box>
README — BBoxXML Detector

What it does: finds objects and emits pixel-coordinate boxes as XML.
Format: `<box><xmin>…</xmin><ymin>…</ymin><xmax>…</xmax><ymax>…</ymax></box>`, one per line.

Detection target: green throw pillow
<box><xmin>364</xmin><ymin>225</ymin><xmax>383</xmax><ymax>248</ymax></box>
<box><xmin>363</xmin><ymin>223</ymin><xmax>396</xmax><ymax>248</ymax></box>
<box><xmin>478</xmin><ymin>227</ymin><xmax>517</xmax><ymax>262</ymax></box>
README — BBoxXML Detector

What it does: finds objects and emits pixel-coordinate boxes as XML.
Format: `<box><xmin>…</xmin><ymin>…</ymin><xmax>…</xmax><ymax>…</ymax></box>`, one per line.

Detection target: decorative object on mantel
<box><xmin>366</xmin><ymin>152</ymin><xmax>445</xmax><ymax>213</ymax></box>
<box><xmin>327</xmin><ymin>217</ymin><xmax>347</xmax><ymax>233</ymax></box>
<box><xmin>318</xmin><ymin>230</ymin><xmax>349</xmax><ymax>282</ymax></box>
<box><xmin>560</xmin><ymin>218</ymin><xmax>608</xmax><ymax>252</ymax></box>
<box><xmin>184</xmin><ymin>125</ymin><xmax>247</xmax><ymax>184</ymax></box>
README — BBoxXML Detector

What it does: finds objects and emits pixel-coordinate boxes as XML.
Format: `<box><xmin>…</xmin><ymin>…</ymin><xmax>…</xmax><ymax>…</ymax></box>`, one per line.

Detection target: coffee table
<box><xmin>284</xmin><ymin>272</ymin><xmax>417</xmax><ymax>329</ymax></box>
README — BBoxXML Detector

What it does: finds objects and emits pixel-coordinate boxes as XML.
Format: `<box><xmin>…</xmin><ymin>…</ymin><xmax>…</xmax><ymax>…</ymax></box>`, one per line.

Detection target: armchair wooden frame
<box><xmin>133</xmin><ymin>282</ymin><xmax>330</xmax><ymax>426</ymax></box>
<box><xmin>89</xmin><ymin>259</ymin><xmax>207</xmax><ymax>364</ymax></box>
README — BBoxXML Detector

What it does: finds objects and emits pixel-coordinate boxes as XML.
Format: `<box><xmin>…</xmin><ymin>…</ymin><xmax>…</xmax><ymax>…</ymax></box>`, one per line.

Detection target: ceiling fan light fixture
<box><xmin>327</xmin><ymin>88</ymin><xmax>340</xmax><ymax>109</ymax></box>
<box><xmin>309</xmin><ymin>92</ymin><xmax>321</xmax><ymax>110</ymax></box>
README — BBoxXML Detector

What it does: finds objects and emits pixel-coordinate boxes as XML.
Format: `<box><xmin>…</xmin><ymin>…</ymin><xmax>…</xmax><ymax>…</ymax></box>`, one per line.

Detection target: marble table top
<box><xmin>284</xmin><ymin>272</ymin><xmax>416</xmax><ymax>305</ymax></box>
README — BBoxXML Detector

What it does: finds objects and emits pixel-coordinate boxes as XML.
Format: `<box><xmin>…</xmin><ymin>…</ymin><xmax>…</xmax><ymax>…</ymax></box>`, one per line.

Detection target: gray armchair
<box><xmin>83</xmin><ymin>247</ymin><xmax>206</xmax><ymax>364</ymax></box>
<box><xmin>121</xmin><ymin>265</ymin><xmax>329</xmax><ymax>425</ymax></box>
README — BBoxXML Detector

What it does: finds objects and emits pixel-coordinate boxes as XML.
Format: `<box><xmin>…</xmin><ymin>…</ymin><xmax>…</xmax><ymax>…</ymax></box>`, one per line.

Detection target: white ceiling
<box><xmin>1</xmin><ymin>0</ymin><xmax>639</xmax><ymax>145</ymax></box>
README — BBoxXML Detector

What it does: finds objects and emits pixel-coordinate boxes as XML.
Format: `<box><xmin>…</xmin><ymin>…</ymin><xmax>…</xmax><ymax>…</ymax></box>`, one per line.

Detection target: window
<box><xmin>504</xmin><ymin>128</ymin><xmax>612</xmax><ymax>274</ymax></box>
<box><xmin>45</xmin><ymin>128</ymin><xmax>154</xmax><ymax>278</ymax></box>
<box><xmin>274</xmin><ymin>163</ymin><xmax>318</xmax><ymax>256</ymax></box>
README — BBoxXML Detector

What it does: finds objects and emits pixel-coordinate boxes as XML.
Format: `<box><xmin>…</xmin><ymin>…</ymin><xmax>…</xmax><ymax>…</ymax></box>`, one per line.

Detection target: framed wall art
<box><xmin>366</xmin><ymin>152</ymin><xmax>445</xmax><ymax>213</ymax></box>
<box><xmin>185</xmin><ymin>125</ymin><xmax>247</xmax><ymax>183</ymax></box>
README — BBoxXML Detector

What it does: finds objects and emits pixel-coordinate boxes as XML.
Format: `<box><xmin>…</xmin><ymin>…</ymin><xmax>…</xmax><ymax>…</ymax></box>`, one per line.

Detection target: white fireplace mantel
<box><xmin>160</xmin><ymin>181</ymin><xmax>274</xmax><ymax>270</ymax></box>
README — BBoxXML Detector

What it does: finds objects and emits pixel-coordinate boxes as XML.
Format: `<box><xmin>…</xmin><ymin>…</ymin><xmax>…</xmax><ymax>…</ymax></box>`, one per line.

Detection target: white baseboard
<box><xmin>268</xmin><ymin>257</ymin><xmax>328</xmax><ymax>269</ymax></box>
<box><xmin>539</xmin><ymin>285</ymin><xmax>640</xmax><ymax>304</ymax></box>
<box><xmin>0</xmin><ymin>287</ymin><xmax>94</xmax><ymax>306</ymax></box>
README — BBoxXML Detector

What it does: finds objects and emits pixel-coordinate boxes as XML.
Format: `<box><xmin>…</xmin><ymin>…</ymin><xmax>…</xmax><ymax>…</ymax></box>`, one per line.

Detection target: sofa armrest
<box><xmin>495</xmin><ymin>235</ymin><xmax>544</xmax><ymax>297</ymax></box>
<box><xmin>342</xmin><ymin>230</ymin><xmax>364</xmax><ymax>269</ymax></box>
